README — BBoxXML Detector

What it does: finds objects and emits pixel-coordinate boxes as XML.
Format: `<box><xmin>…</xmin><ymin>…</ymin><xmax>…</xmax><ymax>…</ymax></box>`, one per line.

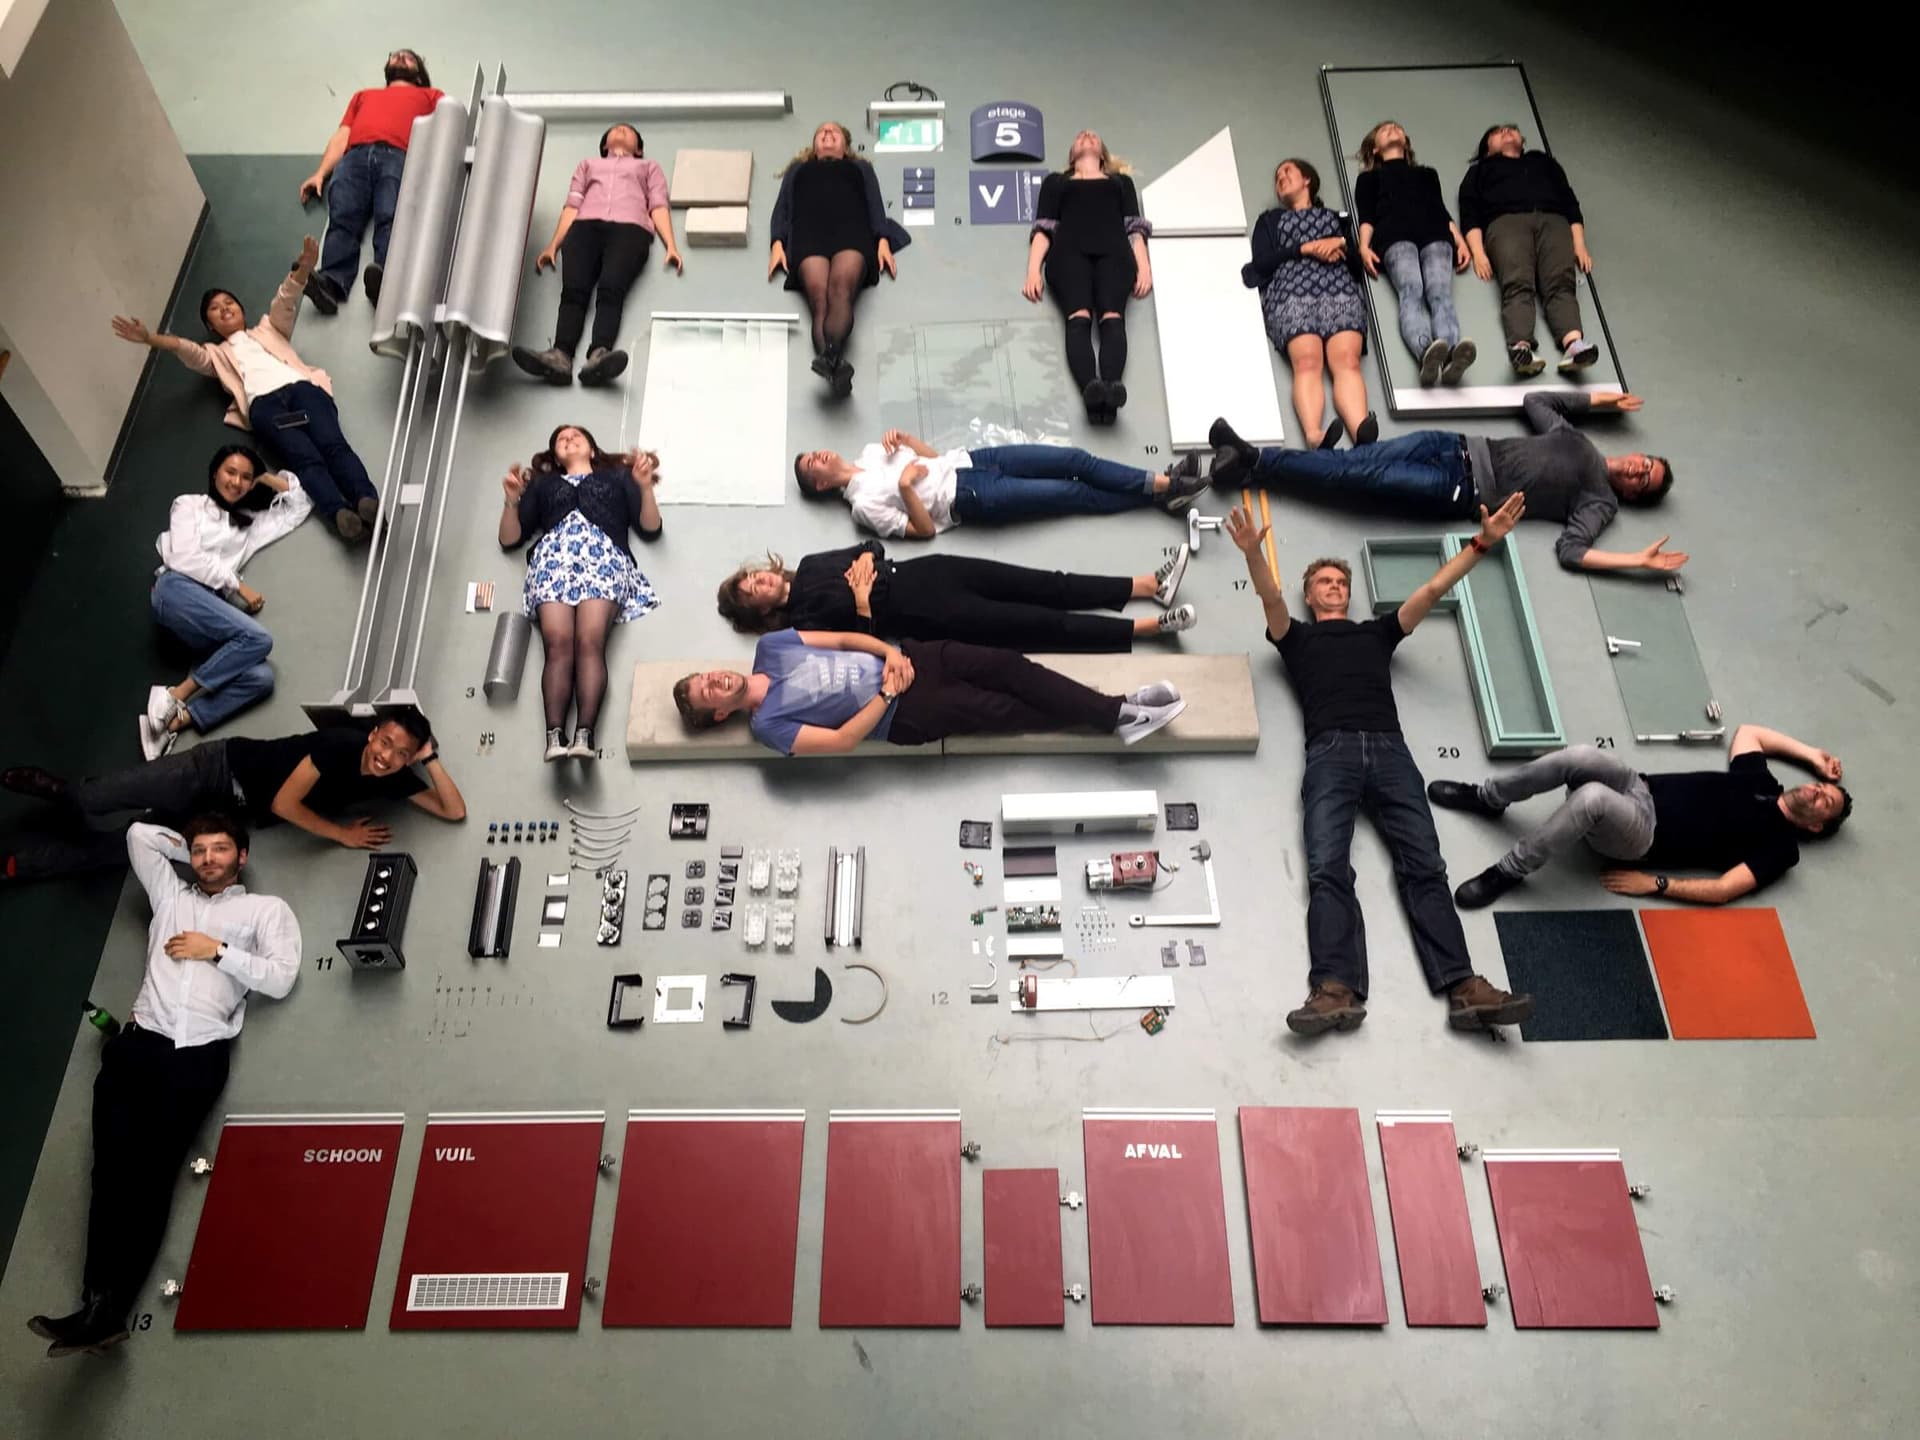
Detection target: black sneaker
<box><xmin>1082</xmin><ymin>379</ymin><xmax>1112</xmax><ymax>426</ymax></box>
<box><xmin>830</xmin><ymin>356</ymin><xmax>855</xmax><ymax>399</ymax></box>
<box><xmin>579</xmin><ymin>347</ymin><xmax>629</xmax><ymax>387</ymax></box>
<box><xmin>1426</xmin><ymin>779</ymin><xmax>1504</xmax><ymax>818</ymax></box>
<box><xmin>1454</xmin><ymin>864</ymin><xmax>1524</xmax><ymax>909</ymax></box>
<box><xmin>1159</xmin><ymin>455</ymin><xmax>1209</xmax><ymax>513</ymax></box>
<box><xmin>304</xmin><ymin>273</ymin><xmax>341</xmax><ymax>315</ymax></box>
<box><xmin>1106</xmin><ymin>380</ymin><xmax>1128</xmax><ymax>412</ymax></box>
<box><xmin>36</xmin><ymin>1293</ymin><xmax>129</xmax><ymax>1358</ymax></box>
<box><xmin>363</xmin><ymin>263</ymin><xmax>384</xmax><ymax>304</ymax></box>
<box><xmin>1508</xmin><ymin>343</ymin><xmax>1546</xmax><ymax>378</ymax></box>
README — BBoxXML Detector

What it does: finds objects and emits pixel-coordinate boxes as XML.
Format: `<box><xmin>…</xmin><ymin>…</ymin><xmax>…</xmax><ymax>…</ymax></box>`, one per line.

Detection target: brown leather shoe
<box><xmin>1286</xmin><ymin>981</ymin><xmax>1366</xmax><ymax>1036</ymax></box>
<box><xmin>1448</xmin><ymin>974</ymin><xmax>1534</xmax><ymax>1031</ymax></box>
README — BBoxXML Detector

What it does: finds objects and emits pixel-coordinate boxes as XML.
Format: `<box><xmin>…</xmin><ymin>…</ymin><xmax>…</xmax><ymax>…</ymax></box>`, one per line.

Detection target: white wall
<box><xmin>0</xmin><ymin>0</ymin><xmax>203</xmax><ymax>491</ymax></box>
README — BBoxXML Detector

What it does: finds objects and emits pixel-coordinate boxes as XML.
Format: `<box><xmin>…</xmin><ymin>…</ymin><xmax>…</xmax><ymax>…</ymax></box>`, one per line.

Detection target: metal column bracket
<box><xmin>1128</xmin><ymin>841</ymin><xmax>1220</xmax><ymax>928</ymax></box>
<box><xmin>313</xmin><ymin>69</ymin><xmax>547</xmax><ymax>729</ymax></box>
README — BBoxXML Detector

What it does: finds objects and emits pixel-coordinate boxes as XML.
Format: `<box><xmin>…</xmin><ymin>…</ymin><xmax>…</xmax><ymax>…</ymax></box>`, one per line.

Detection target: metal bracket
<box><xmin>606</xmin><ymin>973</ymin><xmax>646</xmax><ymax>1029</ymax></box>
<box><xmin>1064</xmin><ymin>1283</ymin><xmax>1086</xmax><ymax>1304</ymax></box>
<box><xmin>653</xmin><ymin>974</ymin><xmax>707</xmax><ymax>1024</ymax></box>
<box><xmin>1185</xmin><ymin>940</ymin><xmax>1207</xmax><ymax>967</ymax></box>
<box><xmin>1481</xmin><ymin>1282</ymin><xmax>1505</xmax><ymax>1303</ymax></box>
<box><xmin>582</xmin><ymin>1276</ymin><xmax>602</xmax><ymax>1299</ymax></box>
<box><xmin>969</xmin><ymin>958</ymin><xmax>998</xmax><ymax>991</ymax></box>
<box><xmin>1059</xmin><ymin>1189</ymin><xmax>1083</xmax><ymax>1210</ymax></box>
<box><xmin>1457</xmin><ymin>1142</ymin><xmax>1480</xmax><ymax>1161</ymax></box>
<box><xmin>190</xmin><ymin>1156</ymin><xmax>213</xmax><ymax>1177</ymax></box>
<box><xmin>1653</xmin><ymin>1285</ymin><xmax>1676</xmax><ymax>1304</ymax></box>
<box><xmin>161</xmin><ymin>1279</ymin><xmax>183</xmax><ymax>1299</ymax></box>
<box><xmin>1628</xmin><ymin>1182</ymin><xmax>1652</xmax><ymax>1199</ymax></box>
<box><xmin>1129</xmin><ymin>841</ymin><xmax>1220</xmax><ymax>928</ymax></box>
<box><xmin>721</xmin><ymin>972</ymin><xmax>757</xmax><ymax>1029</ymax></box>
<box><xmin>961</xmin><ymin>1140</ymin><xmax>982</xmax><ymax>1161</ymax></box>
<box><xmin>961</xmin><ymin>1283</ymin><xmax>982</xmax><ymax>1303</ymax></box>
<box><xmin>598</xmin><ymin>1153</ymin><xmax>617</xmax><ymax>1174</ymax></box>
<box><xmin>1160</xmin><ymin>941</ymin><xmax>1179</xmax><ymax>968</ymax></box>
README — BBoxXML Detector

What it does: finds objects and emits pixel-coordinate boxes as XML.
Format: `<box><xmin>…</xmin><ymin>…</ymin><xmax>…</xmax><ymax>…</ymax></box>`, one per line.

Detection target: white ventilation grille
<box><xmin>406</xmin><ymin>1271</ymin><xmax>568</xmax><ymax>1312</ymax></box>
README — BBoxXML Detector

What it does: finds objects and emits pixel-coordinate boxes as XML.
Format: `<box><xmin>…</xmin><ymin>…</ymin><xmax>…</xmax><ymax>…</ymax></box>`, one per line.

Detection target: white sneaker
<box><xmin>1152</xmin><ymin>544</ymin><xmax>1190</xmax><ymax>606</ymax></box>
<box><xmin>145</xmin><ymin>685</ymin><xmax>182</xmax><ymax>729</ymax></box>
<box><xmin>566</xmin><ymin>726</ymin><xmax>596</xmax><ymax>760</ymax></box>
<box><xmin>1116</xmin><ymin>695</ymin><xmax>1186</xmax><ymax>746</ymax></box>
<box><xmin>137</xmin><ymin>715</ymin><xmax>178</xmax><ymax>762</ymax></box>
<box><xmin>1155</xmin><ymin>603</ymin><xmax>1198</xmax><ymax>635</ymax></box>
<box><xmin>544</xmin><ymin>727</ymin><xmax>569</xmax><ymax>762</ymax></box>
<box><xmin>1125</xmin><ymin>681</ymin><xmax>1182</xmax><ymax>709</ymax></box>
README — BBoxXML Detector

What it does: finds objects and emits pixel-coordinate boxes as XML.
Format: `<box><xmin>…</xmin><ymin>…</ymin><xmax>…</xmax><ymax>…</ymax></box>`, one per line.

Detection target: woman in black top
<box><xmin>715</xmin><ymin>541</ymin><xmax>1195</xmax><ymax>653</ymax></box>
<box><xmin>498</xmin><ymin>424</ymin><xmax>663</xmax><ymax>762</ymax></box>
<box><xmin>768</xmin><ymin>121</ymin><xmax>912</xmax><ymax>398</ymax></box>
<box><xmin>1242</xmin><ymin>158</ymin><xmax>1376</xmax><ymax>450</ymax></box>
<box><xmin>1354</xmin><ymin>121</ymin><xmax>1476</xmax><ymax>387</ymax></box>
<box><xmin>1022</xmin><ymin>130</ymin><xmax>1152</xmax><ymax>425</ymax></box>
<box><xmin>1458</xmin><ymin>124</ymin><xmax>1597</xmax><ymax>376</ymax></box>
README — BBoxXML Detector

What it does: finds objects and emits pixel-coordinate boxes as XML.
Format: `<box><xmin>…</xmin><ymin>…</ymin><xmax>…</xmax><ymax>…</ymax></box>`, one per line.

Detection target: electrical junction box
<box><xmin>338</xmin><ymin>853</ymin><xmax>417</xmax><ymax>971</ymax></box>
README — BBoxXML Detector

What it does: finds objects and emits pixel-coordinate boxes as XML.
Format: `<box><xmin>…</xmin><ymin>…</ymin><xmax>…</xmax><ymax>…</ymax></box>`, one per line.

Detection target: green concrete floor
<box><xmin>2</xmin><ymin>3</ymin><xmax>1917</xmax><ymax>1437</ymax></box>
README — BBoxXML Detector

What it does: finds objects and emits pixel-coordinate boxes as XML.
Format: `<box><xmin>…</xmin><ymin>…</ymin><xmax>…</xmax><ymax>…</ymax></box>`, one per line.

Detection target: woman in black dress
<box><xmin>1022</xmin><ymin>129</ymin><xmax>1152</xmax><ymax>425</ymax></box>
<box><xmin>768</xmin><ymin>120</ymin><xmax>911</xmax><ymax>397</ymax></box>
<box><xmin>1242</xmin><ymin>158</ymin><xmax>1377</xmax><ymax>450</ymax></box>
<box><xmin>715</xmin><ymin>541</ymin><xmax>1196</xmax><ymax>652</ymax></box>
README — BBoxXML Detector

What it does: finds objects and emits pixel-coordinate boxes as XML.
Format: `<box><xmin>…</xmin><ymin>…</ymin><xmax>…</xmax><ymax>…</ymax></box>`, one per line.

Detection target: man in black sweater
<box><xmin>1226</xmin><ymin>493</ymin><xmax>1535</xmax><ymax>1036</ymax></box>
<box><xmin>1208</xmin><ymin>395</ymin><xmax>1681</xmax><ymax>575</ymax></box>
<box><xmin>1433</xmin><ymin>724</ymin><xmax>1851</xmax><ymax>908</ymax></box>
<box><xmin>1457</xmin><ymin>124</ymin><xmax>1595</xmax><ymax>376</ymax></box>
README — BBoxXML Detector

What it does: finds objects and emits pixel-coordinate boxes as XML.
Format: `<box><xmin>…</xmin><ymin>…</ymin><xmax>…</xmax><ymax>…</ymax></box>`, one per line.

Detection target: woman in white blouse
<box><xmin>141</xmin><ymin>445</ymin><xmax>314</xmax><ymax>759</ymax></box>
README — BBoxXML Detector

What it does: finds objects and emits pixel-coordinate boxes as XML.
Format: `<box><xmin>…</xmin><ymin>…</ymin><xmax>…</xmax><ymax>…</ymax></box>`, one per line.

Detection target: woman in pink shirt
<box><xmin>512</xmin><ymin>124</ymin><xmax>683</xmax><ymax>388</ymax></box>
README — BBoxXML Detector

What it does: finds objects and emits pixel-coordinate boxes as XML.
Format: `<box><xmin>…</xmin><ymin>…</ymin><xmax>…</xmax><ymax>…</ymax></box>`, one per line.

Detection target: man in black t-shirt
<box><xmin>1</xmin><ymin>707</ymin><xmax>467</xmax><ymax>881</ymax></box>
<box><xmin>1228</xmin><ymin>493</ymin><xmax>1536</xmax><ymax>1037</ymax></box>
<box><xmin>1433</xmin><ymin>725</ymin><xmax>1851</xmax><ymax>907</ymax></box>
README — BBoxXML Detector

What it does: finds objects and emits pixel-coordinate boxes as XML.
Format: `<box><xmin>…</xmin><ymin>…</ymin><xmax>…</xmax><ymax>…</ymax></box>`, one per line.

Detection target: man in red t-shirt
<box><xmin>299</xmin><ymin>50</ymin><xmax>443</xmax><ymax>310</ymax></box>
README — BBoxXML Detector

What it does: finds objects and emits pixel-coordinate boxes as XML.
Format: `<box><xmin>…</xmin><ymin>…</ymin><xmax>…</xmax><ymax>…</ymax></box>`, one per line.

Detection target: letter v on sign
<box><xmin>978</xmin><ymin>183</ymin><xmax>1004</xmax><ymax>209</ymax></box>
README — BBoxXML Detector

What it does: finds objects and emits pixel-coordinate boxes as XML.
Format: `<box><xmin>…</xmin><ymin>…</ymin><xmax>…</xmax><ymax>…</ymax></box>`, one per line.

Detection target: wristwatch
<box><xmin>1468</xmin><ymin>536</ymin><xmax>1491</xmax><ymax>555</ymax></box>
<box><xmin>215</xmin><ymin>941</ymin><xmax>229</xmax><ymax>961</ymax></box>
<box><xmin>1653</xmin><ymin>875</ymin><xmax>1670</xmax><ymax>894</ymax></box>
<box><xmin>879</xmin><ymin>688</ymin><xmax>898</xmax><ymax>704</ymax></box>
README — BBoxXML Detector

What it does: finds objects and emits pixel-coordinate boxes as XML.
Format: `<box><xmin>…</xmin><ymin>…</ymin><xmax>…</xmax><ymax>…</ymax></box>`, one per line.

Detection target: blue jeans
<box><xmin>320</xmin><ymin>142</ymin><xmax>407</xmax><ymax>292</ymax></box>
<box><xmin>1381</xmin><ymin>241</ymin><xmax>1461</xmax><ymax>355</ymax></box>
<box><xmin>1249</xmin><ymin>430</ymin><xmax>1475</xmax><ymax>517</ymax></box>
<box><xmin>151</xmin><ymin>571</ymin><xmax>275</xmax><ymax>730</ymax></box>
<box><xmin>248</xmin><ymin>382</ymin><xmax>377</xmax><ymax>518</ymax></box>
<box><xmin>952</xmin><ymin>445</ymin><xmax>1157</xmax><ymax>524</ymax></box>
<box><xmin>1300</xmin><ymin>731</ymin><xmax>1474</xmax><ymax>1000</ymax></box>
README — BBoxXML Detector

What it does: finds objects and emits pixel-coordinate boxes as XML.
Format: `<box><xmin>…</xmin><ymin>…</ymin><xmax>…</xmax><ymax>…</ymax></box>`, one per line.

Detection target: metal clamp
<box><xmin>1060</xmin><ymin>1189</ymin><xmax>1083</xmax><ymax>1210</ymax></box>
<box><xmin>961</xmin><ymin>1283</ymin><xmax>982</xmax><ymax>1303</ymax></box>
<box><xmin>1129</xmin><ymin>841</ymin><xmax>1220</xmax><ymax>928</ymax></box>
<box><xmin>1064</xmin><ymin>1284</ymin><xmax>1086</xmax><ymax>1304</ymax></box>
<box><xmin>161</xmin><ymin>1279</ymin><xmax>184</xmax><ymax>1299</ymax></box>
<box><xmin>190</xmin><ymin>1156</ymin><xmax>214</xmax><ymax>1177</ymax></box>
<box><xmin>721</xmin><ymin>972</ymin><xmax>758</xmax><ymax>1029</ymax></box>
<box><xmin>961</xmin><ymin>1140</ymin><xmax>982</xmax><ymax>1161</ymax></box>
<box><xmin>598</xmin><ymin>1153</ymin><xmax>617</xmax><ymax>1174</ymax></box>
<box><xmin>1653</xmin><ymin>1285</ymin><xmax>1676</xmax><ymax>1304</ymax></box>
<box><xmin>1457</xmin><ymin>1142</ymin><xmax>1480</xmax><ymax>1161</ymax></box>
<box><xmin>1628</xmin><ymin>1183</ymin><xmax>1652</xmax><ymax>1199</ymax></box>
<box><xmin>583</xmin><ymin>1276</ymin><xmax>602</xmax><ymax>1299</ymax></box>
<box><xmin>1481</xmin><ymin>1282</ymin><xmax>1506</xmax><ymax>1303</ymax></box>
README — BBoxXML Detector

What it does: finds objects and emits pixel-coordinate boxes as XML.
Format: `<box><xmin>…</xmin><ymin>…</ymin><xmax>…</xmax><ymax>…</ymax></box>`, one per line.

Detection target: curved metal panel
<box><xmin>444</xmin><ymin>96</ymin><xmax>545</xmax><ymax>365</ymax></box>
<box><xmin>369</xmin><ymin>97</ymin><xmax>470</xmax><ymax>357</ymax></box>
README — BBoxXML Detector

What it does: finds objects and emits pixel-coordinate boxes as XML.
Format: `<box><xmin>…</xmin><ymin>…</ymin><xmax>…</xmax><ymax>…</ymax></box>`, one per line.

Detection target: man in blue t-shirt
<box><xmin>1432</xmin><ymin>724</ymin><xmax>1851</xmax><ymax>907</ymax></box>
<box><xmin>1227</xmin><ymin>493</ymin><xmax>1534</xmax><ymax>1038</ymax></box>
<box><xmin>672</xmin><ymin>630</ymin><xmax>1185</xmax><ymax>755</ymax></box>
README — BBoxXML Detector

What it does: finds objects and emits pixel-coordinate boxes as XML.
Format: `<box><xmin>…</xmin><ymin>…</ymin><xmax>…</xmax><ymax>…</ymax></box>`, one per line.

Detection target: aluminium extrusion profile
<box><xmin>504</xmin><ymin>89</ymin><xmax>791</xmax><ymax>119</ymax></box>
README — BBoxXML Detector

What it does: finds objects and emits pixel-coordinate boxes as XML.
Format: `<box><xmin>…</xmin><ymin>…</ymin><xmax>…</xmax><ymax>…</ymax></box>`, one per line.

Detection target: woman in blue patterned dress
<box><xmin>498</xmin><ymin>423</ymin><xmax>662</xmax><ymax>761</ymax></box>
<box><xmin>1241</xmin><ymin>158</ymin><xmax>1378</xmax><ymax>451</ymax></box>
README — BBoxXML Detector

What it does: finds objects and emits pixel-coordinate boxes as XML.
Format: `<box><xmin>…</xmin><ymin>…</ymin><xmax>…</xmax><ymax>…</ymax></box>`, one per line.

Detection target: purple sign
<box><xmin>968</xmin><ymin>168</ymin><xmax>1049</xmax><ymax>225</ymax></box>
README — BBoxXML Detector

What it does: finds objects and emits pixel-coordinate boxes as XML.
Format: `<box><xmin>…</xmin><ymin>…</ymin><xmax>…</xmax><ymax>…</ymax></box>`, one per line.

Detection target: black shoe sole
<box><xmin>27</xmin><ymin>1316</ymin><xmax>62</xmax><ymax>1341</ymax></box>
<box><xmin>1316</xmin><ymin>419</ymin><xmax>1346</xmax><ymax>450</ymax></box>
<box><xmin>1286</xmin><ymin>1007</ymin><xmax>1366</xmax><ymax>1036</ymax></box>
<box><xmin>1449</xmin><ymin>996</ymin><xmax>1535</xmax><ymax>1031</ymax></box>
<box><xmin>810</xmin><ymin>355</ymin><xmax>835</xmax><ymax>380</ymax></box>
<box><xmin>1354</xmin><ymin>413</ymin><xmax>1380</xmax><ymax>446</ymax></box>
<box><xmin>47</xmin><ymin>1329</ymin><xmax>130</xmax><ymax>1359</ymax></box>
<box><xmin>579</xmin><ymin>352</ymin><xmax>629</xmax><ymax>387</ymax></box>
<box><xmin>511</xmin><ymin>348</ymin><xmax>569</xmax><ymax>383</ymax></box>
<box><xmin>1427</xmin><ymin>782</ymin><xmax>1503</xmax><ymax>818</ymax></box>
<box><xmin>304</xmin><ymin>279</ymin><xmax>339</xmax><ymax>315</ymax></box>
<box><xmin>830</xmin><ymin>363</ymin><xmax>854</xmax><ymax>399</ymax></box>
<box><xmin>1454</xmin><ymin>874</ymin><xmax>1522</xmax><ymax>910</ymax></box>
<box><xmin>364</xmin><ymin>266</ymin><xmax>383</xmax><ymax>304</ymax></box>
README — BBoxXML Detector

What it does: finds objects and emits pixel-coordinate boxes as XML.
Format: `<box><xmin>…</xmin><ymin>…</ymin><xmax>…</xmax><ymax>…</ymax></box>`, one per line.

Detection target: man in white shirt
<box><xmin>27</xmin><ymin>815</ymin><xmax>300</xmax><ymax>1357</ymax></box>
<box><xmin>794</xmin><ymin>429</ymin><xmax>1210</xmax><ymax>538</ymax></box>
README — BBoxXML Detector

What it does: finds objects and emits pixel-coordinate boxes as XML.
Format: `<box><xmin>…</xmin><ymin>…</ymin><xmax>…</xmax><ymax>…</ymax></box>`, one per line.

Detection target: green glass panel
<box><xmin>1588</xmin><ymin>574</ymin><xmax>1722</xmax><ymax>743</ymax></box>
<box><xmin>875</xmin><ymin>320</ymin><xmax>1077</xmax><ymax>451</ymax></box>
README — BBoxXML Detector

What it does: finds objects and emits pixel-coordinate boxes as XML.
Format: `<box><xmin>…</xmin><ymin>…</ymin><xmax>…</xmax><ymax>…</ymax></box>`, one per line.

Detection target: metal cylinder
<box><xmin>483</xmin><ymin>611</ymin><xmax>532</xmax><ymax>701</ymax></box>
<box><xmin>444</xmin><ymin>96</ymin><xmax>548</xmax><ymax>365</ymax></box>
<box><xmin>371</xmin><ymin>96</ymin><xmax>471</xmax><ymax>358</ymax></box>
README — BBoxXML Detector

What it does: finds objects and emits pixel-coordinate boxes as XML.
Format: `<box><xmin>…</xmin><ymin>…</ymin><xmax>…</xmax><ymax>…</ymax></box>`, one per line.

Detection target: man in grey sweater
<box><xmin>1207</xmin><ymin>394</ymin><xmax>1682</xmax><ymax>574</ymax></box>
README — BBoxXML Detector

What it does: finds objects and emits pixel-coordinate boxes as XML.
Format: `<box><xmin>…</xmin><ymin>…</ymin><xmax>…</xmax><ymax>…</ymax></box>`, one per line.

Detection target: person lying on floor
<box><xmin>141</xmin><ymin>445</ymin><xmax>314</xmax><ymax>760</ymax></box>
<box><xmin>1</xmin><ymin>707</ymin><xmax>465</xmax><ymax>882</ymax></box>
<box><xmin>1208</xmin><ymin>393</ymin><xmax>1682</xmax><ymax>574</ymax></box>
<box><xmin>672</xmin><ymin>631</ymin><xmax>1185</xmax><ymax>756</ymax></box>
<box><xmin>1431</xmin><ymin>724</ymin><xmax>1851</xmax><ymax>908</ymax></box>
<box><xmin>1225</xmin><ymin>495</ymin><xmax>1534</xmax><ymax>1037</ymax></box>
<box><xmin>111</xmin><ymin>237</ymin><xmax>381</xmax><ymax>543</ymax></box>
<box><xmin>512</xmin><ymin>123</ymin><xmax>683</xmax><ymax>388</ymax></box>
<box><xmin>27</xmin><ymin>815</ymin><xmax>298</xmax><ymax>1360</ymax></box>
<box><xmin>715</xmin><ymin>540</ymin><xmax>1195</xmax><ymax>651</ymax></box>
<box><xmin>795</xmin><ymin>428</ymin><xmax>1208</xmax><ymax>538</ymax></box>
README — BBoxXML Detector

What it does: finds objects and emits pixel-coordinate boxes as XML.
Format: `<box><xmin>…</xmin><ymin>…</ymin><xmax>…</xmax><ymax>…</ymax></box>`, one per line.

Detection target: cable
<box><xmin>992</xmin><ymin>1013</ymin><xmax>1131</xmax><ymax>1046</ymax></box>
<box><xmin>883</xmin><ymin>80</ymin><xmax>938</xmax><ymax>102</ymax></box>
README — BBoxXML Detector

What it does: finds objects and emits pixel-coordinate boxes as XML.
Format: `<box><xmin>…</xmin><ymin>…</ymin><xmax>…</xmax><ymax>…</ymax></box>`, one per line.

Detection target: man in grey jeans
<box><xmin>1431</xmin><ymin>723</ymin><xmax>1851</xmax><ymax>908</ymax></box>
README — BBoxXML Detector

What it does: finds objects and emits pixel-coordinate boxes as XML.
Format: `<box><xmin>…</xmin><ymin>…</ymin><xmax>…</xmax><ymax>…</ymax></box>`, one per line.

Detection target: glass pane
<box><xmin>1319</xmin><ymin>65</ymin><xmax>1626</xmax><ymax>417</ymax></box>
<box><xmin>1362</xmin><ymin>537</ymin><xmax>1452</xmax><ymax>613</ymax></box>
<box><xmin>875</xmin><ymin>320</ymin><xmax>1077</xmax><ymax>451</ymax></box>
<box><xmin>1588</xmin><ymin>574</ymin><xmax>1721</xmax><ymax>742</ymax></box>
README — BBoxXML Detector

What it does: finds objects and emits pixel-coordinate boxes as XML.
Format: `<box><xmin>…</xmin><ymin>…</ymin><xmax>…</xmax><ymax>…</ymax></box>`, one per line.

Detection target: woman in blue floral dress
<box><xmin>498</xmin><ymin>423</ymin><xmax>662</xmax><ymax>761</ymax></box>
<box><xmin>1241</xmin><ymin>158</ymin><xmax>1378</xmax><ymax>451</ymax></box>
